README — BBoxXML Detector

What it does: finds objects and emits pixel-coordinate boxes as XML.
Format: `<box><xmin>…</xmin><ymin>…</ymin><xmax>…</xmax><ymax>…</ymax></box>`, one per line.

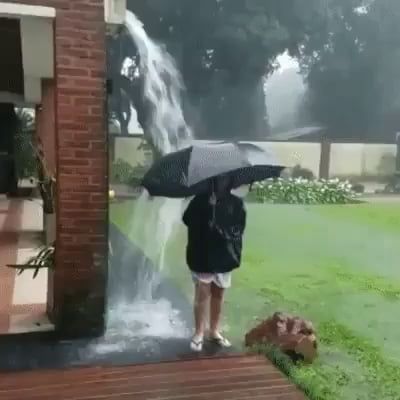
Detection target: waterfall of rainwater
<box><xmin>93</xmin><ymin>11</ymin><xmax>193</xmax><ymax>354</ymax></box>
<box><xmin>124</xmin><ymin>12</ymin><xmax>191</xmax><ymax>154</ymax></box>
<box><xmin>123</xmin><ymin>10</ymin><xmax>191</xmax><ymax>299</ymax></box>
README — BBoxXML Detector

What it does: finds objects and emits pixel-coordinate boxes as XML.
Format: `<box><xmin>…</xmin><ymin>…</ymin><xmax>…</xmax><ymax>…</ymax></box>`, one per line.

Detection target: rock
<box><xmin>245</xmin><ymin>312</ymin><xmax>318</xmax><ymax>363</ymax></box>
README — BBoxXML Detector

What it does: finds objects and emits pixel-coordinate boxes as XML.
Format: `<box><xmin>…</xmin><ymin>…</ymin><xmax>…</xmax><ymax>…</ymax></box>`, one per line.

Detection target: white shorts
<box><xmin>191</xmin><ymin>272</ymin><xmax>232</xmax><ymax>289</ymax></box>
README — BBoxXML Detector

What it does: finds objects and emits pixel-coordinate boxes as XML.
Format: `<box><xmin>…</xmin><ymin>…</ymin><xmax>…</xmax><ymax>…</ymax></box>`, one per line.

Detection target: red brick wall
<box><xmin>6</xmin><ymin>0</ymin><xmax>108</xmax><ymax>337</ymax></box>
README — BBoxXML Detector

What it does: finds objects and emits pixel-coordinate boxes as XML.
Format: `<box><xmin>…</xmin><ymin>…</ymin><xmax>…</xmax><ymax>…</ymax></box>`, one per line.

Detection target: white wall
<box><xmin>265</xmin><ymin>142</ymin><xmax>321</xmax><ymax>175</ymax></box>
<box><xmin>113</xmin><ymin>137</ymin><xmax>147</xmax><ymax>166</ymax></box>
<box><xmin>112</xmin><ymin>137</ymin><xmax>397</xmax><ymax>178</ymax></box>
<box><xmin>330</xmin><ymin>143</ymin><xmax>396</xmax><ymax>177</ymax></box>
<box><xmin>0</xmin><ymin>3</ymin><xmax>55</xmax><ymax>104</ymax></box>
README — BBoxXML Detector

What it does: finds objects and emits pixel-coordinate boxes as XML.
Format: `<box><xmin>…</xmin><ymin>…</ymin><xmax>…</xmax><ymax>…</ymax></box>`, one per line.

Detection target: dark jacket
<box><xmin>182</xmin><ymin>193</ymin><xmax>246</xmax><ymax>273</ymax></box>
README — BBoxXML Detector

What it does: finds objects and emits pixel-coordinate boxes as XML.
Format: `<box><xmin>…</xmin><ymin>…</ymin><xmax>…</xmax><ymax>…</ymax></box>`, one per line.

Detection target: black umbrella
<box><xmin>141</xmin><ymin>142</ymin><xmax>285</xmax><ymax>198</ymax></box>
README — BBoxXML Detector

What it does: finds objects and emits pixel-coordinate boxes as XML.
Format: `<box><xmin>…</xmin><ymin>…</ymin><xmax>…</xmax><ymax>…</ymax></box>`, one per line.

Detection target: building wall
<box><xmin>330</xmin><ymin>143</ymin><xmax>396</xmax><ymax>177</ymax></box>
<box><xmin>7</xmin><ymin>0</ymin><xmax>108</xmax><ymax>337</ymax></box>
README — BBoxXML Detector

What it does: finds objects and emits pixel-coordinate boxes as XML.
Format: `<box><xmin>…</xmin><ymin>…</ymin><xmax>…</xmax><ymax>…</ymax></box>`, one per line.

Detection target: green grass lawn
<box><xmin>110</xmin><ymin>200</ymin><xmax>400</xmax><ymax>400</ymax></box>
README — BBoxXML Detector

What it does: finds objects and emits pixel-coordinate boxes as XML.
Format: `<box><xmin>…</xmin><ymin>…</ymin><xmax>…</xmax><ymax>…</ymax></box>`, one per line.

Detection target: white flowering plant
<box><xmin>249</xmin><ymin>178</ymin><xmax>358</xmax><ymax>205</ymax></box>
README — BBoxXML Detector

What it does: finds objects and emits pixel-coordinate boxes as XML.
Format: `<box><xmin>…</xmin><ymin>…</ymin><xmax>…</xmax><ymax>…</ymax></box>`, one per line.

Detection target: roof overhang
<box><xmin>0</xmin><ymin>2</ymin><xmax>55</xmax><ymax>105</ymax></box>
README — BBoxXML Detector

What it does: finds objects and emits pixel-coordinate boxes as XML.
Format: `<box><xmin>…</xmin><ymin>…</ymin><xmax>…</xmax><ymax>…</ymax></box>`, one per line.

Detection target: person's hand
<box><xmin>209</xmin><ymin>192</ymin><xmax>217</xmax><ymax>206</ymax></box>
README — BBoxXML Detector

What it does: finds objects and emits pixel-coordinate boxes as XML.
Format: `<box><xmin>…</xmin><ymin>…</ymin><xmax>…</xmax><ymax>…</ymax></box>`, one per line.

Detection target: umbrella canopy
<box><xmin>141</xmin><ymin>142</ymin><xmax>285</xmax><ymax>198</ymax></box>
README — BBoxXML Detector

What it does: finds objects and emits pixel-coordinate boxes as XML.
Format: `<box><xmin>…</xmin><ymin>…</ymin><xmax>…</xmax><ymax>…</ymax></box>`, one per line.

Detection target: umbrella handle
<box><xmin>212</xmin><ymin>202</ymin><xmax>216</xmax><ymax>225</ymax></box>
<box><xmin>210</xmin><ymin>180</ymin><xmax>217</xmax><ymax>226</ymax></box>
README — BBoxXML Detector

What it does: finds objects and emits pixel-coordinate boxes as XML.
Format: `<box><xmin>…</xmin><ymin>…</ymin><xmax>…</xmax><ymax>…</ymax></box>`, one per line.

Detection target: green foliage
<box><xmin>130</xmin><ymin>164</ymin><xmax>148</xmax><ymax>186</ymax></box>
<box><xmin>14</xmin><ymin>108</ymin><xmax>36</xmax><ymax>179</ymax></box>
<box><xmin>14</xmin><ymin>131</ymin><xmax>36</xmax><ymax>179</ymax></box>
<box><xmin>250</xmin><ymin>178</ymin><xmax>357</xmax><ymax>205</ymax></box>
<box><xmin>109</xmin><ymin>0</ymin><xmax>400</xmax><ymax>142</ymax></box>
<box><xmin>131</xmin><ymin>0</ymin><xmax>322</xmax><ymax>80</ymax></box>
<box><xmin>110</xmin><ymin>159</ymin><xmax>134</xmax><ymax>184</ymax></box>
<box><xmin>114</xmin><ymin>0</ymin><xmax>325</xmax><ymax>140</ymax></box>
<box><xmin>300</xmin><ymin>0</ymin><xmax>400</xmax><ymax>140</ymax></box>
<box><xmin>6</xmin><ymin>244</ymin><xmax>55</xmax><ymax>279</ymax></box>
<box><xmin>110</xmin><ymin>158</ymin><xmax>148</xmax><ymax>186</ymax></box>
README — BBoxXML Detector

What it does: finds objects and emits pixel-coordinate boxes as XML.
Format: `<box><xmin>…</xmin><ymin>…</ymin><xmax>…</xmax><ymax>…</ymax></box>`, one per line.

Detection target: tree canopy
<box><xmin>110</xmin><ymin>0</ymin><xmax>325</xmax><ymax>140</ymax></box>
<box><xmin>108</xmin><ymin>0</ymin><xmax>400</xmax><ymax>144</ymax></box>
<box><xmin>299</xmin><ymin>0</ymin><xmax>400</xmax><ymax>141</ymax></box>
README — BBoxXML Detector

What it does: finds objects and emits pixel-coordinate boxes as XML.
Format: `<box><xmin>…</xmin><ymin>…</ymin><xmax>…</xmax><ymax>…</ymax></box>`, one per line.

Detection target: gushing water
<box><xmin>128</xmin><ymin>192</ymin><xmax>185</xmax><ymax>300</ymax></box>
<box><xmin>123</xmin><ymin>9</ymin><xmax>192</xmax><ymax>295</ymax></box>
<box><xmin>89</xmin><ymin>11</ymin><xmax>193</xmax><ymax>356</ymax></box>
<box><xmin>124</xmin><ymin>11</ymin><xmax>191</xmax><ymax>154</ymax></box>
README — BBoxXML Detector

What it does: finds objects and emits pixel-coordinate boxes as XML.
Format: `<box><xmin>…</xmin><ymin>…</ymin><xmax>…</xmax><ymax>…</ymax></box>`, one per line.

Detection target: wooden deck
<box><xmin>0</xmin><ymin>355</ymin><xmax>305</xmax><ymax>400</ymax></box>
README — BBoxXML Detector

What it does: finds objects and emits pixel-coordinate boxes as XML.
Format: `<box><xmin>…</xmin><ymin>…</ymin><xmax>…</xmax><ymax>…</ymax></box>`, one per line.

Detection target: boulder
<box><xmin>245</xmin><ymin>312</ymin><xmax>318</xmax><ymax>363</ymax></box>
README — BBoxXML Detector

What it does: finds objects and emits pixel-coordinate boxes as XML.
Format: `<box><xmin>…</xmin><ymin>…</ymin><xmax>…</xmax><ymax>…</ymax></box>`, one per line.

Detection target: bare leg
<box><xmin>209</xmin><ymin>283</ymin><xmax>225</xmax><ymax>336</ymax></box>
<box><xmin>193</xmin><ymin>282</ymin><xmax>210</xmax><ymax>338</ymax></box>
<box><xmin>209</xmin><ymin>283</ymin><xmax>231</xmax><ymax>347</ymax></box>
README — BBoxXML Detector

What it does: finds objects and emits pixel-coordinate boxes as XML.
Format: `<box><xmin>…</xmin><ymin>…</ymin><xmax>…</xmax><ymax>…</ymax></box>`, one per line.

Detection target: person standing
<box><xmin>182</xmin><ymin>176</ymin><xmax>247</xmax><ymax>352</ymax></box>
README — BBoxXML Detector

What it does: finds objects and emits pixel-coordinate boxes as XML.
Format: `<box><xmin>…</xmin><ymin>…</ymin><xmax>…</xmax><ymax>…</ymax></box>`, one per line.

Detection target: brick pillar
<box><xmin>319</xmin><ymin>139</ymin><xmax>331</xmax><ymax>180</ymax></box>
<box><xmin>54</xmin><ymin>1</ymin><xmax>108</xmax><ymax>338</ymax></box>
<box><xmin>7</xmin><ymin>0</ymin><xmax>109</xmax><ymax>338</ymax></box>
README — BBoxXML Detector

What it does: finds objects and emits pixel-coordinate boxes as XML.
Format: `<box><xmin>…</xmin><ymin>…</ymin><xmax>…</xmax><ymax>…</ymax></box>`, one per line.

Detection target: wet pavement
<box><xmin>0</xmin><ymin>225</ymin><xmax>235</xmax><ymax>372</ymax></box>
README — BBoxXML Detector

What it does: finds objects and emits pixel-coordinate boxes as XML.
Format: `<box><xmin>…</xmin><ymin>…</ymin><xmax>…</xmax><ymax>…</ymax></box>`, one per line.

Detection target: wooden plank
<box><xmin>0</xmin><ymin>355</ymin><xmax>306</xmax><ymax>400</ymax></box>
<box><xmin>0</xmin><ymin>355</ymin><xmax>269</xmax><ymax>385</ymax></box>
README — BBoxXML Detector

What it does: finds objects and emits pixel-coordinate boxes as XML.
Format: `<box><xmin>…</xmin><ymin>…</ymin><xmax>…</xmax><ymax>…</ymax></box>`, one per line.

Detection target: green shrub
<box><xmin>110</xmin><ymin>159</ymin><xmax>148</xmax><ymax>186</ymax></box>
<box><xmin>14</xmin><ymin>108</ymin><xmax>36</xmax><ymax>179</ymax></box>
<box><xmin>250</xmin><ymin>178</ymin><xmax>357</xmax><ymax>205</ymax></box>
<box><xmin>110</xmin><ymin>159</ymin><xmax>134</xmax><ymax>184</ymax></box>
<box><xmin>129</xmin><ymin>164</ymin><xmax>149</xmax><ymax>187</ymax></box>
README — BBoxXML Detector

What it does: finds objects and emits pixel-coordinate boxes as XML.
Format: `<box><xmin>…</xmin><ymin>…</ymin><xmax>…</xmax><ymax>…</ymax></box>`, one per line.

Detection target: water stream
<box><xmin>89</xmin><ymin>11</ymin><xmax>193</xmax><ymax>356</ymax></box>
